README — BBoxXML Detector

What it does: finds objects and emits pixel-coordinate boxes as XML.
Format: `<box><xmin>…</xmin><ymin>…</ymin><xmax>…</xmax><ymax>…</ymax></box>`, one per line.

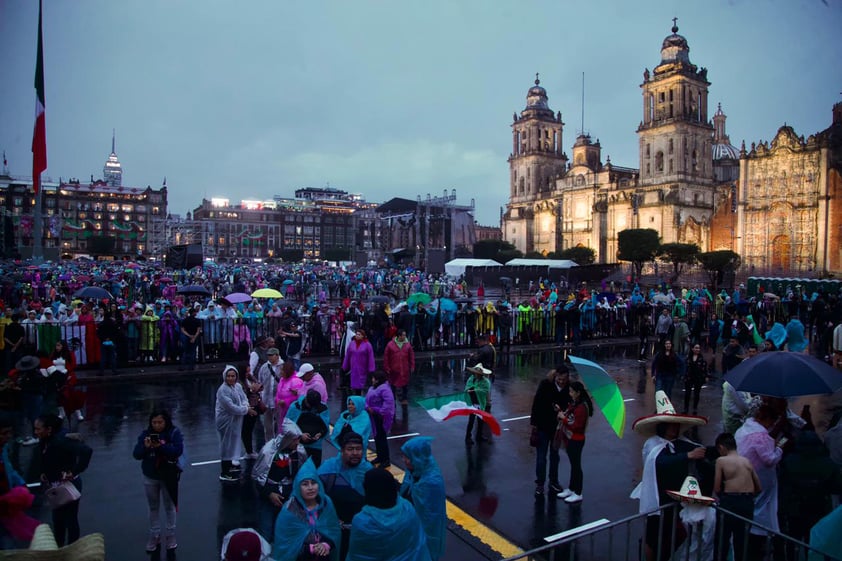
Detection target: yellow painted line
<box><xmin>367</xmin><ymin>450</ymin><xmax>523</xmax><ymax>557</ymax></box>
<box><xmin>446</xmin><ymin>500</ymin><xmax>523</xmax><ymax>557</ymax></box>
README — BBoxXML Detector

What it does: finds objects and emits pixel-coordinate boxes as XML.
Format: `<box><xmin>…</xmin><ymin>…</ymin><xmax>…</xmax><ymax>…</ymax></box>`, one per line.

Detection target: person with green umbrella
<box><xmin>555</xmin><ymin>381</ymin><xmax>593</xmax><ymax>504</ymax></box>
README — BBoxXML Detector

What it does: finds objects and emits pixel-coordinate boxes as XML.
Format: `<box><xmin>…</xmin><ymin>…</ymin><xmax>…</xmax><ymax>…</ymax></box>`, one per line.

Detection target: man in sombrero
<box><xmin>631</xmin><ymin>391</ymin><xmax>713</xmax><ymax>561</ymax></box>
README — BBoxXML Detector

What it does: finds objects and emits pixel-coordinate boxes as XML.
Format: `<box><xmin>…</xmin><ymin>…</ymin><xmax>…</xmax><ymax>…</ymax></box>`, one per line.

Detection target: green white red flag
<box><xmin>32</xmin><ymin>0</ymin><xmax>46</xmax><ymax>194</ymax></box>
<box><xmin>415</xmin><ymin>392</ymin><xmax>501</xmax><ymax>435</ymax></box>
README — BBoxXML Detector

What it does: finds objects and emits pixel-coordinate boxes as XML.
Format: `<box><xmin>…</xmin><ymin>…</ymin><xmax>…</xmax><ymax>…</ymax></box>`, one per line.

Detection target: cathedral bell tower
<box><xmin>638</xmin><ymin>20</ymin><xmax>713</xmax><ymax>185</ymax></box>
<box><xmin>503</xmin><ymin>74</ymin><xmax>567</xmax><ymax>253</ymax></box>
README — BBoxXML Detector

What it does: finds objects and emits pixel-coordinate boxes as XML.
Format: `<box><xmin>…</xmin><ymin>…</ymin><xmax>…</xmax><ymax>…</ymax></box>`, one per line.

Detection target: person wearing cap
<box><xmin>346</xmin><ymin>468</ymin><xmax>431</xmax><ymax>561</ymax></box>
<box><xmin>464</xmin><ymin>363</ymin><xmax>492</xmax><ymax>445</ymax></box>
<box><xmin>400</xmin><ymin>437</ymin><xmax>446</xmax><ymax>560</ymax></box>
<box><xmin>467</xmin><ymin>334</ymin><xmax>496</xmax><ymax>377</ymax></box>
<box><xmin>252</xmin><ymin>418</ymin><xmax>307</xmax><ymax>542</ymax></box>
<box><xmin>215</xmin><ymin>365</ymin><xmax>255</xmax><ymax>482</ymax></box>
<box><xmin>318</xmin><ymin>430</ymin><xmax>373</xmax><ymax>560</ymax></box>
<box><xmin>297</xmin><ymin>363</ymin><xmax>328</xmax><ymax>404</ymax></box>
<box><xmin>631</xmin><ymin>391</ymin><xmax>711</xmax><ymax>561</ymax></box>
<box><xmin>272</xmin><ymin>458</ymin><xmax>340</xmax><ymax>561</ymax></box>
<box><xmin>221</xmin><ymin>528</ymin><xmax>271</xmax><ymax>561</ymax></box>
<box><xmin>256</xmin><ymin>346</ymin><xmax>282</xmax><ymax>439</ymax></box>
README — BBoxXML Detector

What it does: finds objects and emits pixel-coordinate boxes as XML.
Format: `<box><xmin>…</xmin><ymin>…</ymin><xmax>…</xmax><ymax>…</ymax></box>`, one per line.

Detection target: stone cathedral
<box><xmin>502</xmin><ymin>22</ymin><xmax>842</xmax><ymax>276</ymax></box>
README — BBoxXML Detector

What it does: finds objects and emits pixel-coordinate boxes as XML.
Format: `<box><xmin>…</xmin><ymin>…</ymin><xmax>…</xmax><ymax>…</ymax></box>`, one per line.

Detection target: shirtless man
<box><xmin>713</xmin><ymin>432</ymin><xmax>761</xmax><ymax>561</ymax></box>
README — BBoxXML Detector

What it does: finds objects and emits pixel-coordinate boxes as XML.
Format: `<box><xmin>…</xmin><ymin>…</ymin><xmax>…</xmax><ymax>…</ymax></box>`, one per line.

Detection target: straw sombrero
<box><xmin>466</xmin><ymin>363</ymin><xmax>492</xmax><ymax>375</ymax></box>
<box><xmin>666</xmin><ymin>475</ymin><xmax>716</xmax><ymax>506</ymax></box>
<box><xmin>632</xmin><ymin>391</ymin><xmax>707</xmax><ymax>435</ymax></box>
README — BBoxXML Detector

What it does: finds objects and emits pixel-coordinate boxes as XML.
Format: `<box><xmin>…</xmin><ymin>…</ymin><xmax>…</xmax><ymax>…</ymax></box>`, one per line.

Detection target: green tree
<box><xmin>553</xmin><ymin>246</ymin><xmax>596</xmax><ymax>265</ymax></box>
<box><xmin>658</xmin><ymin>243</ymin><xmax>700</xmax><ymax>285</ymax></box>
<box><xmin>617</xmin><ymin>228</ymin><xmax>660</xmax><ymax>282</ymax></box>
<box><xmin>473</xmin><ymin>239</ymin><xmax>522</xmax><ymax>263</ymax></box>
<box><xmin>524</xmin><ymin>251</ymin><xmax>546</xmax><ymax>259</ymax></box>
<box><xmin>697</xmin><ymin>250</ymin><xmax>741</xmax><ymax>290</ymax></box>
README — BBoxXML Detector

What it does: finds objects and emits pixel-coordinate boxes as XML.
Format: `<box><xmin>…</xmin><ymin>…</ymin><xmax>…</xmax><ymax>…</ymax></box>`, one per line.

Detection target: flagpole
<box><xmin>32</xmin><ymin>182</ymin><xmax>43</xmax><ymax>262</ymax></box>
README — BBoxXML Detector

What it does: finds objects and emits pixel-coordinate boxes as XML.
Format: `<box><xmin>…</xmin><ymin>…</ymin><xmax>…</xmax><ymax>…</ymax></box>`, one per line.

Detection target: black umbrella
<box><xmin>73</xmin><ymin>286</ymin><xmax>114</xmax><ymax>300</ymax></box>
<box><xmin>724</xmin><ymin>352</ymin><xmax>842</xmax><ymax>398</ymax></box>
<box><xmin>177</xmin><ymin>284</ymin><xmax>211</xmax><ymax>296</ymax></box>
<box><xmin>369</xmin><ymin>295</ymin><xmax>390</xmax><ymax>304</ymax></box>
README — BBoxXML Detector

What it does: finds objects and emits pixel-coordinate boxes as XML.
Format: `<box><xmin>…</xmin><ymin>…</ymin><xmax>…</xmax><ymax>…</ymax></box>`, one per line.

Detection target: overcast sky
<box><xmin>1</xmin><ymin>0</ymin><xmax>840</xmax><ymax>225</ymax></box>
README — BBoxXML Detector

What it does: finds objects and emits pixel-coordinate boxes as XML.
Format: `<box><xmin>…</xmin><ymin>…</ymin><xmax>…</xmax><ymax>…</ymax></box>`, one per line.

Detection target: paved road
<box><xmin>11</xmin><ymin>344</ymin><xmax>838</xmax><ymax>560</ymax></box>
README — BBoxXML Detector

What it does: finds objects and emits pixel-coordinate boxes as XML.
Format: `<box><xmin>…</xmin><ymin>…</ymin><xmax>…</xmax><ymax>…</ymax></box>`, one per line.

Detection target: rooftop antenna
<box><xmin>581</xmin><ymin>72</ymin><xmax>585</xmax><ymax>136</ymax></box>
<box><xmin>111</xmin><ymin>128</ymin><xmax>116</xmax><ymax>154</ymax></box>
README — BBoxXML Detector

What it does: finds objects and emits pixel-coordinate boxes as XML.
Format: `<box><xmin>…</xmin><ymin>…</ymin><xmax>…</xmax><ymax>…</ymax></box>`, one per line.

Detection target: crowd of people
<box><xmin>3</xmin><ymin>256</ymin><xmax>842</xmax><ymax>559</ymax></box>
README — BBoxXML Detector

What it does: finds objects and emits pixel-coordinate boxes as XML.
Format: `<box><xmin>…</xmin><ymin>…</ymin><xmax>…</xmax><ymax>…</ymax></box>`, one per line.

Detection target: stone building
<box><xmin>709</xmin><ymin>103</ymin><xmax>842</xmax><ymax>275</ymax></box>
<box><xmin>503</xmin><ymin>22</ymin><xmax>724</xmax><ymax>261</ymax></box>
<box><xmin>502</xmin><ymin>21</ymin><xmax>841</xmax><ymax>275</ymax></box>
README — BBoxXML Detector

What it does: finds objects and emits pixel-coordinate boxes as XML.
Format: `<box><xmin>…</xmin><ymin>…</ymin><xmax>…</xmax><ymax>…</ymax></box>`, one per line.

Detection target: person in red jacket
<box><xmin>383</xmin><ymin>329</ymin><xmax>415</xmax><ymax>405</ymax></box>
<box><xmin>556</xmin><ymin>381</ymin><xmax>593</xmax><ymax>504</ymax></box>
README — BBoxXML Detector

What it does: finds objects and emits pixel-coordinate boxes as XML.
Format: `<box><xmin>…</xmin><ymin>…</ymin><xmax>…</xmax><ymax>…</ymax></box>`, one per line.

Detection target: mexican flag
<box><xmin>32</xmin><ymin>0</ymin><xmax>47</xmax><ymax>194</ymax></box>
<box><xmin>416</xmin><ymin>392</ymin><xmax>501</xmax><ymax>435</ymax></box>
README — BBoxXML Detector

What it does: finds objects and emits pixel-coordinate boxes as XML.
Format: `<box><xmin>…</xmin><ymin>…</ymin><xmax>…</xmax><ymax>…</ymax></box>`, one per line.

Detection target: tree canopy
<box><xmin>473</xmin><ymin>239</ymin><xmax>523</xmax><ymax>263</ymax></box>
<box><xmin>551</xmin><ymin>246</ymin><xmax>596</xmax><ymax>265</ymax></box>
<box><xmin>697</xmin><ymin>250</ymin><xmax>741</xmax><ymax>290</ymax></box>
<box><xmin>617</xmin><ymin>229</ymin><xmax>660</xmax><ymax>282</ymax></box>
<box><xmin>658</xmin><ymin>243</ymin><xmax>701</xmax><ymax>285</ymax></box>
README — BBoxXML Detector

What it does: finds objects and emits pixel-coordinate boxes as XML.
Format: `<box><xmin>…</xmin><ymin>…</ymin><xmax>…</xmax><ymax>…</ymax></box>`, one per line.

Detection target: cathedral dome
<box><xmin>712</xmin><ymin>143</ymin><xmax>740</xmax><ymax>161</ymax></box>
<box><xmin>525</xmin><ymin>75</ymin><xmax>549</xmax><ymax>110</ymax></box>
<box><xmin>659</xmin><ymin>21</ymin><xmax>691</xmax><ymax>67</ymax></box>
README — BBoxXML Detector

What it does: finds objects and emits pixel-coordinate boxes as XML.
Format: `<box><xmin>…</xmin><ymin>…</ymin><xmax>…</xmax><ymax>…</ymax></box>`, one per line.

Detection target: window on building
<box><xmin>668</xmin><ymin>139</ymin><xmax>674</xmax><ymax>154</ymax></box>
<box><xmin>218</xmin><ymin>236</ymin><xmax>225</xmax><ymax>245</ymax></box>
<box><xmin>655</xmin><ymin>151</ymin><xmax>664</xmax><ymax>172</ymax></box>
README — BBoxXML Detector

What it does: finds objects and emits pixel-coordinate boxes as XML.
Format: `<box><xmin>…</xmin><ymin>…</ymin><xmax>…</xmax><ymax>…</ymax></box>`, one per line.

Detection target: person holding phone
<box><xmin>132</xmin><ymin>409</ymin><xmax>184</xmax><ymax>554</ymax></box>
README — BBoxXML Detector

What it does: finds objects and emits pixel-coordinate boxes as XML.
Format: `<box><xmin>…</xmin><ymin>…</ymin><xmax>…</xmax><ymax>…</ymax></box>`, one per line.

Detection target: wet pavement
<box><xmin>10</xmin><ymin>343</ymin><xmax>840</xmax><ymax>560</ymax></box>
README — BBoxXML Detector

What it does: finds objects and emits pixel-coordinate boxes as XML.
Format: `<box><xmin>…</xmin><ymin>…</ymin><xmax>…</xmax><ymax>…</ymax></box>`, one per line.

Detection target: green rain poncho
<box><xmin>400</xmin><ymin>437</ymin><xmax>446</xmax><ymax>560</ymax></box>
<box><xmin>272</xmin><ymin>458</ymin><xmax>341</xmax><ymax>561</ymax></box>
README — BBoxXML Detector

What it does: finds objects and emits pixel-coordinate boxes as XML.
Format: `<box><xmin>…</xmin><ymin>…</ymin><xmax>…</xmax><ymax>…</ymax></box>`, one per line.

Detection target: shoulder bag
<box><xmin>45</xmin><ymin>480</ymin><xmax>81</xmax><ymax>509</ymax></box>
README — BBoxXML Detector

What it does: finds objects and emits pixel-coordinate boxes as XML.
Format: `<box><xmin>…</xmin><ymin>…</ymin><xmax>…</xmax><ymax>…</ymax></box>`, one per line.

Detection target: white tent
<box><xmin>444</xmin><ymin>258</ymin><xmax>502</xmax><ymax>277</ymax></box>
<box><xmin>505</xmin><ymin>258</ymin><xmax>578</xmax><ymax>269</ymax></box>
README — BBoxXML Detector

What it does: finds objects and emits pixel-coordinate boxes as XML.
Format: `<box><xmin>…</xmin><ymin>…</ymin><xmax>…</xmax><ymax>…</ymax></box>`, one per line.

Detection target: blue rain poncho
<box><xmin>272</xmin><ymin>459</ymin><xmax>341</xmax><ymax>561</ymax></box>
<box><xmin>345</xmin><ymin>497</ymin><xmax>431</xmax><ymax>561</ymax></box>
<box><xmin>330</xmin><ymin>396</ymin><xmax>371</xmax><ymax>449</ymax></box>
<box><xmin>399</xmin><ymin>437</ymin><xmax>446</xmax><ymax>560</ymax></box>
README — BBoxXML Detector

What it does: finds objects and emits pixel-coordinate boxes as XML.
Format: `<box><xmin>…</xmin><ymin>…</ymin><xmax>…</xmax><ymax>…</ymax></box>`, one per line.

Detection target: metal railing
<box><xmin>497</xmin><ymin>503</ymin><xmax>840</xmax><ymax>561</ymax></box>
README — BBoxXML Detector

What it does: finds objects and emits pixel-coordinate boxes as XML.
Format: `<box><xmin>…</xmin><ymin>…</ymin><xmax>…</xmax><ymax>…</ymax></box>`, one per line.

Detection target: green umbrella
<box><xmin>251</xmin><ymin>288</ymin><xmax>283</xmax><ymax>299</ymax></box>
<box><xmin>407</xmin><ymin>292</ymin><xmax>431</xmax><ymax>306</ymax></box>
<box><xmin>568</xmin><ymin>355</ymin><xmax>626</xmax><ymax>438</ymax></box>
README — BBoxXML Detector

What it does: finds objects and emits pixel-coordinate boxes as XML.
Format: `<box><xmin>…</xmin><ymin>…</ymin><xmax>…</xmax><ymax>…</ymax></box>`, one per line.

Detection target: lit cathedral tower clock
<box><xmin>502</xmin><ymin>74</ymin><xmax>567</xmax><ymax>254</ymax></box>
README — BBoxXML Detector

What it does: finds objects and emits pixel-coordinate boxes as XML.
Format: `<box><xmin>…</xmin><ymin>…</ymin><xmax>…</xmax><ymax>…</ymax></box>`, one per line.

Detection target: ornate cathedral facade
<box><xmin>502</xmin><ymin>23</ymin><xmax>842</xmax><ymax>276</ymax></box>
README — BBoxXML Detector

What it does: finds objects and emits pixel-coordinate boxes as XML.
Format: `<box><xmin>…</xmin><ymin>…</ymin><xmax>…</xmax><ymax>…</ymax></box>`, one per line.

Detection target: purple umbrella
<box><xmin>221</xmin><ymin>292</ymin><xmax>252</xmax><ymax>304</ymax></box>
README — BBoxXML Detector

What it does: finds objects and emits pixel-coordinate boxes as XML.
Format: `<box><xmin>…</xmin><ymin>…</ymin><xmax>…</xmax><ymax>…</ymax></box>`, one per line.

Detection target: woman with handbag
<box><xmin>132</xmin><ymin>409</ymin><xmax>184</xmax><ymax>553</ymax></box>
<box><xmin>34</xmin><ymin>413</ymin><xmax>93</xmax><ymax>546</ymax></box>
<box><xmin>240</xmin><ymin>364</ymin><xmax>266</xmax><ymax>459</ymax></box>
<box><xmin>555</xmin><ymin>381</ymin><xmax>593</xmax><ymax>504</ymax></box>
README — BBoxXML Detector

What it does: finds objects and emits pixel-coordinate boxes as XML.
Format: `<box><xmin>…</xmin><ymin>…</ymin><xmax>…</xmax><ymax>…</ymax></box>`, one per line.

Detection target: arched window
<box><xmin>655</xmin><ymin>151</ymin><xmax>664</xmax><ymax>172</ymax></box>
